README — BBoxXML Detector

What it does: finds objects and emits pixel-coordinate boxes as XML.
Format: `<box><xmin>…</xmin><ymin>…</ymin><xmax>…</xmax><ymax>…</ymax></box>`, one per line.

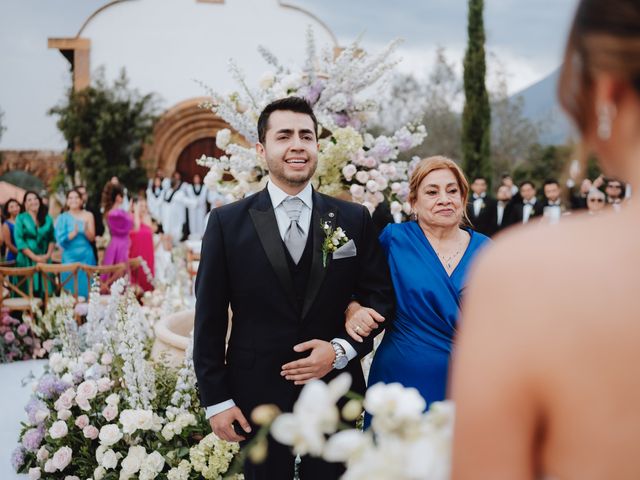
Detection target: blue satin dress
<box><xmin>367</xmin><ymin>221</ymin><xmax>490</xmax><ymax>412</ymax></box>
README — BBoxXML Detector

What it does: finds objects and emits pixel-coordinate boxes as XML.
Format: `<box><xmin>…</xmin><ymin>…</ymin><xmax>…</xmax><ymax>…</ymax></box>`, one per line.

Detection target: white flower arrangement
<box><xmin>198</xmin><ymin>29</ymin><xmax>427</xmax><ymax>214</ymax></box>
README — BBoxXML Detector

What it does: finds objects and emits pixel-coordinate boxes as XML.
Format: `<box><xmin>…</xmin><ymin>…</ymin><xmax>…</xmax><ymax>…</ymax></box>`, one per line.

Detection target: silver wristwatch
<box><xmin>330</xmin><ymin>341</ymin><xmax>349</xmax><ymax>370</ymax></box>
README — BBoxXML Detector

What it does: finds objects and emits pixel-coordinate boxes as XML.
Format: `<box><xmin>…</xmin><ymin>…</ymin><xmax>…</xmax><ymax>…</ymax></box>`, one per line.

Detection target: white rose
<box><xmin>102</xmin><ymin>404</ymin><xmax>118</xmax><ymax>422</ymax></box>
<box><xmin>258</xmin><ymin>72</ymin><xmax>275</xmax><ymax>90</ymax></box>
<box><xmin>121</xmin><ymin>446</ymin><xmax>146</xmax><ymax>475</ymax></box>
<box><xmin>77</xmin><ymin>380</ymin><xmax>98</xmax><ymax>400</ymax></box>
<box><xmin>349</xmin><ymin>184</ymin><xmax>365</xmax><ymax>199</ymax></box>
<box><xmin>83</xmin><ymin>425</ymin><xmax>99</xmax><ymax>439</ymax></box>
<box><xmin>215</xmin><ymin>128</ymin><xmax>231</xmax><ymax>150</ymax></box>
<box><xmin>64</xmin><ymin>476</ymin><xmax>80</xmax><ymax>480</ymax></box>
<box><xmin>36</xmin><ymin>446</ymin><xmax>49</xmax><ymax>462</ymax></box>
<box><xmin>355</xmin><ymin>171</ymin><xmax>369</xmax><ymax>184</ymax></box>
<box><xmin>366</xmin><ymin>179</ymin><xmax>380</xmax><ymax>193</ymax></box>
<box><xmin>54</xmin><ymin>395</ymin><xmax>73</xmax><ymax>412</ymax></box>
<box><xmin>100</xmin><ymin>353</ymin><xmax>113</xmax><ymax>365</ymax></box>
<box><xmin>34</xmin><ymin>408</ymin><xmax>50</xmax><ymax>424</ymax></box>
<box><xmin>97</xmin><ymin>377</ymin><xmax>113</xmax><ymax>393</ymax></box>
<box><xmin>94</xmin><ymin>466</ymin><xmax>107</xmax><ymax>480</ymax></box>
<box><xmin>28</xmin><ymin>467</ymin><xmax>41</xmax><ymax>480</ymax></box>
<box><xmin>391</xmin><ymin>182</ymin><xmax>402</xmax><ymax>193</ymax></box>
<box><xmin>390</xmin><ymin>201</ymin><xmax>403</xmax><ymax>215</ymax></box>
<box><xmin>81</xmin><ymin>350</ymin><xmax>98</xmax><ymax>365</ymax></box>
<box><xmin>75</xmin><ymin>394</ymin><xmax>91</xmax><ymax>411</ymax></box>
<box><xmin>342</xmin><ymin>164</ymin><xmax>357</xmax><ymax>181</ymax></box>
<box><xmin>51</xmin><ymin>446</ymin><xmax>73</xmax><ymax>471</ymax></box>
<box><xmin>44</xmin><ymin>460</ymin><xmax>55</xmax><ymax>473</ymax></box>
<box><xmin>100</xmin><ymin>449</ymin><xmax>119</xmax><ymax>470</ymax></box>
<box><xmin>144</xmin><ymin>451</ymin><xmax>165</xmax><ymax>473</ymax></box>
<box><xmin>49</xmin><ymin>420</ymin><xmax>68</xmax><ymax>439</ymax></box>
<box><xmin>75</xmin><ymin>414</ymin><xmax>89</xmax><ymax>429</ymax></box>
<box><xmin>120</xmin><ymin>409</ymin><xmax>154</xmax><ymax>434</ymax></box>
<box><xmin>58</xmin><ymin>409</ymin><xmax>71</xmax><ymax>421</ymax></box>
<box><xmin>61</xmin><ymin>373</ymin><xmax>73</xmax><ymax>384</ymax></box>
<box><xmin>375</xmin><ymin>176</ymin><xmax>388</xmax><ymax>190</ymax></box>
<box><xmin>105</xmin><ymin>393</ymin><xmax>120</xmax><ymax>405</ymax></box>
<box><xmin>49</xmin><ymin>352</ymin><xmax>66</xmax><ymax>373</ymax></box>
<box><xmin>98</xmin><ymin>424</ymin><xmax>123</xmax><ymax>446</ymax></box>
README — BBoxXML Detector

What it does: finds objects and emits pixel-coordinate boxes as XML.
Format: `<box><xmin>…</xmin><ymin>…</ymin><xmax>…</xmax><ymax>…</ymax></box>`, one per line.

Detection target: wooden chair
<box><xmin>80</xmin><ymin>263</ymin><xmax>127</xmax><ymax>295</ymax></box>
<box><xmin>0</xmin><ymin>266</ymin><xmax>42</xmax><ymax>313</ymax></box>
<box><xmin>37</xmin><ymin>262</ymin><xmax>80</xmax><ymax>308</ymax></box>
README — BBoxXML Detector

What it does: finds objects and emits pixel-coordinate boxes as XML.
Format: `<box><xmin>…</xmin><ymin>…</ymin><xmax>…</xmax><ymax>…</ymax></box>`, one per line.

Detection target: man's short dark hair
<box><xmin>543</xmin><ymin>179</ymin><xmax>559</xmax><ymax>188</ymax></box>
<box><xmin>519</xmin><ymin>180</ymin><xmax>535</xmax><ymax>189</ymax></box>
<box><xmin>257</xmin><ymin>97</ymin><xmax>318</xmax><ymax>145</ymax></box>
<box><xmin>472</xmin><ymin>176</ymin><xmax>488</xmax><ymax>183</ymax></box>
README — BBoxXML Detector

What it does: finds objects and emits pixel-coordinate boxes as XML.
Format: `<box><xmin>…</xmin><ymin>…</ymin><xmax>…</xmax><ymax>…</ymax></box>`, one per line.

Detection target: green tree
<box><xmin>513</xmin><ymin>144</ymin><xmax>573</xmax><ymax>188</ymax></box>
<box><xmin>462</xmin><ymin>0</ymin><xmax>492</xmax><ymax>182</ymax></box>
<box><xmin>49</xmin><ymin>69</ymin><xmax>160</xmax><ymax>209</ymax></box>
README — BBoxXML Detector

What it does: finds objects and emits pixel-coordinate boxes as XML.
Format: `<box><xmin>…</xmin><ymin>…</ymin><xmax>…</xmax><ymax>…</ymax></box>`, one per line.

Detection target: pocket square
<box><xmin>333</xmin><ymin>239</ymin><xmax>357</xmax><ymax>259</ymax></box>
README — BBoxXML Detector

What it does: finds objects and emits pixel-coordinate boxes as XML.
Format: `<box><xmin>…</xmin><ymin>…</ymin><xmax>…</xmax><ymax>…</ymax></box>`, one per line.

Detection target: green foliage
<box><xmin>462</xmin><ymin>0</ymin><xmax>492</xmax><ymax>182</ymax></box>
<box><xmin>513</xmin><ymin>144</ymin><xmax>573</xmax><ymax>187</ymax></box>
<box><xmin>49</xmin><ymin>69</ymin><xmax>159</xmax><ymax>209</ymax></box>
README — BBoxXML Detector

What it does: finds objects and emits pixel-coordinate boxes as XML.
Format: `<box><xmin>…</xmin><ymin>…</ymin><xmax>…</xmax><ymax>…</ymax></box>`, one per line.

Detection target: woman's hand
<box><xmin>345</xmin><ymin>301</ymin><xmax>385</xmax><ymax>342</ymax></box>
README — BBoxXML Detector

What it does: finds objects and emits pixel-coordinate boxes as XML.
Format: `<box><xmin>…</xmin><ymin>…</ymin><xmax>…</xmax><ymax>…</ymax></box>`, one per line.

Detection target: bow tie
<box><xmin>473</xmin><ymin>194</ymin><xmax>485</xmax><ymax>200</ymax></box>
<box><xmin>548</xmin><ymin>202</ymin><xmax>561</xmax><ymax>207</ymax></box>
<box><xmin>524</xmin><ymin>202</ymin><xmax>535</xmax><ymax>207</ymax></box>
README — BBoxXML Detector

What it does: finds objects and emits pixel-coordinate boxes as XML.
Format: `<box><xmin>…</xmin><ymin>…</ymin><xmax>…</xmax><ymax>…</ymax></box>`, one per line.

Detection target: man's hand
<box><xmin>281</xmin><ymin>339</ymin><xmax>336</xmax><ymax>385</ymax></box>
<box><xmin>208</xmin><ymin>406</ymin><xmax>251</xmax><ymax>442</ymax></box>
<box><xmin>345</xmin><ymin>302</ymin><xmax>384</xmax><ymax>342</ymax></box>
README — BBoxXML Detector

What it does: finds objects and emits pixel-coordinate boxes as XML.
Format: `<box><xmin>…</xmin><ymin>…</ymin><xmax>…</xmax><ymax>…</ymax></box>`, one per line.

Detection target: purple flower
<box><xmin>17</xmin><ymin>324</ymin><xmax>29</xmax><ymax>336</ymax></box>
<box><xmin>23</xmin><ymin>336</ymin><xmax>33</xmax><ymax>346</ymax></box>
<box><xmin>333</xmin><ymin>112</ymin><xmax>350</xmax><ymax>128</ymax></box>
<box><xmin>301</xmin><ymin>79</ymin><xmax>325</xmax><ymax>104</ymax></box>
<box><xmin>21</xmin><ymin>425</ymin><xmax>45</xmax><ymax>452</ymax></box>
<box><xmin>4</xmin><ymin>331</ymin><xmax>15</xmax><ymax>343</ymax></box>
<box><xmin>36</xmin><ymin>375</ymin><xmax>69</xmax><ymax>399</ymax></box>
<box><xmin>25</xmin><ymin>398</ymin><xmax>48</xmax><ymax>424</ymax></box>
<box><xmin>11</xmin><ymin>445</ymin><xmax>25</xmax><ymax>471</ymax></box>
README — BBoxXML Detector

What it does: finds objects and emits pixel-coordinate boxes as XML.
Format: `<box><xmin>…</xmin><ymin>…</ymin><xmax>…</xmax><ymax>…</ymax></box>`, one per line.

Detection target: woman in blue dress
<box><xmin>346</xmin><ymin>156</ymin><xmax>490</xmax><ymax>414</ymax></box>
<box><xmin>55</xmin><ymin>189</ymin><xmax>97</xmax><ymax>298</ymax></box>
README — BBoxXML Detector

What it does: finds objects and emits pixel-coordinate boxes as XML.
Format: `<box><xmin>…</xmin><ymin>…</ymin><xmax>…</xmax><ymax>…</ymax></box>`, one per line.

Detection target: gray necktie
<box><xmin>282</xmin><ymin>196</ymin><xmax>306</xmax><ymax>264</ymax></box>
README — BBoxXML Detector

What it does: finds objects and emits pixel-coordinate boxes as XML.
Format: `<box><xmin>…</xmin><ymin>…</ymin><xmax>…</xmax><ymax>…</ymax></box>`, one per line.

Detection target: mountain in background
<box><xmin>511</xmin><ymin>68</ymin><xmax>576</xmax><ymax>145</ymax></box>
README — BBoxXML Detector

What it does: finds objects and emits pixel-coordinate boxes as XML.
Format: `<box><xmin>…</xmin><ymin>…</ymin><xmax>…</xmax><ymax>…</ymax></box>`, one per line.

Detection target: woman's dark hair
<box><xmin>257</xmin><ymin>96</ymin><xmax>318</xmax><ymax>144</ymax></box>
<box><xmin>2</xmin><ymin>198</ymin><xmax>21</xmax><ymax>220</ymax></box>
<box><xmin>101</xmin><ymin>182</ymin><xmax>124</xmax><ymax>214</ymax></box>
<box><xmin>558</xmin><ymin>0</ymin><xmax>640</xmax><ymax>135</ymax></box>
<box><xmin>22</xmin><ymin>190</ymin><xmax>47</xmax><ymax>226</ymax></box>
<box><xmin>65</xmin><ymin>188</ymin><xmax>83</xmax><ymax>211</ymax></box>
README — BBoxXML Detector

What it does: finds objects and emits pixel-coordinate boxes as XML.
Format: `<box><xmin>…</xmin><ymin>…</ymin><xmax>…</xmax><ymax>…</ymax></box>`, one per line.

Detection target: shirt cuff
<box><xmin>332</xmin><ymin>338</ymin><xmax>357</xmax><ymax>362</ymax></box>
<box><xmin>205</xmin><ymin>399</ymin><xmax>236</xmax><ymax>419</ymax></box>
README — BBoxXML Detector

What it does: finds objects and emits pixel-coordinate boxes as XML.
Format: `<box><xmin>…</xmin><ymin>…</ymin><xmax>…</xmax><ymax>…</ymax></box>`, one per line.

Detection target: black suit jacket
<box><xmin>467</xmin><ymin>196</ymin><xmax>497</xmax><ymax>236</ymax></box>
<box><xmin>193</xmin><ymin>188</ymin><xmax>394</xmax><ymax>421</ymax></box>
<box><xmin>511</xmin><ymin>199</ymin><xmax>544</xmax><ymax>224</ymax></box>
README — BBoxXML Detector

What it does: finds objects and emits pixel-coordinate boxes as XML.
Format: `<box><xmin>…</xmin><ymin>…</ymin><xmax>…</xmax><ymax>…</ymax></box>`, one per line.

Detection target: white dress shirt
<box><xmin>496</xmin><ymin>201</ymin><xmax>506</xmax><ymax>227</ymax></box>
<box><xmin>205</xmin><ymin>181</ymin><xmax>356</xmax><ymax>419</ymax></box>
<box><xmin>522</xmin><ymin>198</ymin><xmax>537</xmax><ymax>223</ymax></box>
<box><xmin>472</xmin><ymin>193</ymin><xmax>485</xmax><ymax>218</ymax></box>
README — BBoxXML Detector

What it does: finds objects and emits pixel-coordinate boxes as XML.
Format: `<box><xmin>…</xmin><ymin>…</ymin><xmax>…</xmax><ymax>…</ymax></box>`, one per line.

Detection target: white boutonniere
<box><xmin>321</xmin><ymin>221</ymin><xmax>349</xmax><ymax>267</ymax></box>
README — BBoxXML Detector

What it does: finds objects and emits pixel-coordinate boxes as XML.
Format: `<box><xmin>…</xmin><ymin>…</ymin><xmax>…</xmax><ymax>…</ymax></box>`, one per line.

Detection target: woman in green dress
<box><xmin>14</xmin><ymin>191</ymin><xmax>55</xmax><ymax>297</ymax></box>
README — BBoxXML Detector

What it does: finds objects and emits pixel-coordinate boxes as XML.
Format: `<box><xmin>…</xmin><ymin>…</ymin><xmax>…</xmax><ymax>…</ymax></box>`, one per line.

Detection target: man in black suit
<box><xmin>193</xmin><ymin>97</ymin><xmax>394</xmax><ymax>480</ymax></box>
<box><xmin>491</xmin><ymin>184</ymin><xmax>517</xmax><ymax>234</ymax></box>
<box><xmin>466</xmin><ymin>176</ymin><xmax>496</xmax><ymax>236</ymax></box>
<box><xmin>512</xmin><ymin>180</ymin><xmax>544</xmax><ymax>224</ymax></box>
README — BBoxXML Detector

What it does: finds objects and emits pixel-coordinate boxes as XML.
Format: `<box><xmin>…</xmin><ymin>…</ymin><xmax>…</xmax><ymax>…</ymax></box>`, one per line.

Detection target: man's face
<box><xmin>544</xmin><ymin>183</ymin><xmax>561</xmax><ymax>202</ymax></box>
<box><xmin>606</xmin><ymin>181</ymin><xmax>623</xmax><ymax>199</ymax></box>
<box><xmin>497</xmin><ymin>185</ymin><xmax>511</xmax><ymax>202</ymax></box>
<box><xmin>520</xmin><ymin>184</ymin><xmax>536</xmax><ymax>201</ymax></box>
<box><xmin>77</xmin><ymin>187</ymin><xmax>88</xmax><ymax>204</ymax></box>
<box><xmin>256</xmin><ymin>110</ymin><xmax>318</xmax><ymax>192</ymax></box>
<box><xmin>471</xmin><ymin>179</ymin><xmax>487</xmax><ymax>195</ymax></box>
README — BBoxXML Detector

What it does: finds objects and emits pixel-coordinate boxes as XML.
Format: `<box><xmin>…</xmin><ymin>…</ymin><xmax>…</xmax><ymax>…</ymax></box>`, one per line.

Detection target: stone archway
<box><xmin>143</xmin><ymin>97</ymin><xmax>237</xmax><ymax>178</ymax></box>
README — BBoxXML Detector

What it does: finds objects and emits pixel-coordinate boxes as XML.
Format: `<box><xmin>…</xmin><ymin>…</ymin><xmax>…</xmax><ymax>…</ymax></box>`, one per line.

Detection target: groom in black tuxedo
<box><xmin>193</xmin><ymin>97</ymin><xmax>394</xmax><ymax>480</ymax></box>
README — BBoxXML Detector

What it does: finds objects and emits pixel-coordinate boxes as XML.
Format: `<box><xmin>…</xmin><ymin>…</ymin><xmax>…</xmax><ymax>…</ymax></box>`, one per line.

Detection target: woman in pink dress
<box><xmin>129</xmin><ymin>196</ymin><xmax>155</xmax><ymax>291</ymax></box>
<box><xmin>101</xmin><ymin>183</ymin><xmax>133</xmax><ymax>286</ymax></box>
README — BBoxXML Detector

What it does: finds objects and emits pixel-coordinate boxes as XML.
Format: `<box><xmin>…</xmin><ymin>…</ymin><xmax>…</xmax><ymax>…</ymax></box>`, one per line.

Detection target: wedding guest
<box><xmin>129</xmin><ymin>196</ymin><xmax>155</xmax><ymax>292</ymax></box>
<box><xmin>186</xmin><ymin>173</ymin><xmax>209</xmax><ymax>239</ymax></box>
<box><xmin>466</xmin><ymin>176</ymin><xmax>496</xmax><ymax>236</ymax></box>
<box><xmin>513</xmin><ymin>180</ymin><xmax>544</xmax><ymax>224</ymax></box>
<box><xmin>542</xmin><ymin>178</ymin><xmax>566</xmax><ymax>223</ymax></box>
<box><xmin>161</xmin><ymin>172</ymin><xmax>196</xmax><ymax>245</ymax></box>
<box><xmin>605</xmin><ymin>177</ymin><xmax>625</xmax><ymax>211</ymax></box>
<box><xmin>146</xmin><ymin>175</ymin><xmax>164</xmax><ymax>223</ymax></box>
<box><xmin>2</xmin><ymin>198</ymin><xmax>21</xmax><ymax>262</ymax></box>
<box><xmin>570</xmin><ymin>178</ymin><xmax>592</xmax><ymax>210</ymax></box>
<box><xmin>345</xmin><ymin>156</ymin><xmax>490</xmax><ymax>420</ymax></box>
<box><xmin>452</xmin><ymin>1</ymin><xmax>640</xmax><ymax>477</ymax></box>
<box><xmin>101</xmin><ymin>182</ymin><xmax>132</xmax><ymax>287</ymax></box>
<box><xmin>54</xmin><ymin>189</ymin><xmax>97</xmax><ymax>298</ymax></box>
<box><xmin>492</xmin><ymin>185</ymin><xmax>516</xmax><ymax>233</ymax></box>
<box><xmin>14</xmin><ymin>191</ymin><xmax>55</xmax><ymax>297</ymax></box>
<box><xmin>587</xmin><ymin>187</ymin><xmax>606</xmax><ymax>215</ymax></box>
<box><xmin>501</xmin><ymin>173</ymin><xmax>520</xmax><ymax>197</ymax></box>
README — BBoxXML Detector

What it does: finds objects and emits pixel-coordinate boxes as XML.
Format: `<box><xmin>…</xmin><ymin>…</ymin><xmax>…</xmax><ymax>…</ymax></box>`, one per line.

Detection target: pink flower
<box><xmin>4</xmin><ymin>331</ymin><xmax>15</xmax><ymax>343</ymax></box>
<box><xmin>75</xmin><ymin>415</ymin><xmax>89</xmax><ymax>429</ymax></box>
<box><xmin>51</xmin><ymin>446</ymin><xmax>72</xmax><ymax>471</ymax></box>
<box><xmin>17</xmin><ymin>324</ymin><xmax>29</xmax><ymax>336</ymax></box>
<box><xmin>97</xmin><ymin>377</ymin><xmax>113</xmax><ymax>393</ymax></box>
<box><xmin>102</xmin><ymin>404</ymin><xmax>118</xmax><ymax>422</ymax></box>
<box><xmin>75</xmin><ymin>395</ymin><xmax>91</xmax><ymax>411</ymax></box>
<box><xmin>100</xmin><ymin>353</ymin><xmax>113</xmax><ymax>365</ymax></box>
<box><xmin>23</xmin><ymin>336</ymin><xmax>34</xmax><ymax>346</ymax></box>
<box><xmin>43</xmin><ymin>340</ymin><xmax>54</xmax><ymax>352</ymax></box>
<box><xmin>77</xmin><ymin>380</ymin><xmax>98</xmax><ymax>400</ymax></box>
<box><xmin>82</xmin><ymin>425</ymin><xmax>99</xmax><ymax>440</ymax></box>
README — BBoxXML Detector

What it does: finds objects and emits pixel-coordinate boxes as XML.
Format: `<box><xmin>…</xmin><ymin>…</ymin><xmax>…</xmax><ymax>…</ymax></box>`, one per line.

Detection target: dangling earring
<box><xmin>597</xmin><ymin>103</ymin><xmax>617</xmax><ymax>140</ymax></box>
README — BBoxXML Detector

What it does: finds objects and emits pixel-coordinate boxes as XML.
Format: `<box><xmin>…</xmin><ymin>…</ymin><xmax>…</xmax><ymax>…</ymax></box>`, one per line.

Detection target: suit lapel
<box><xmin>249</xmin><ymin>190</ymin><xmax>297</xmax><ymax>306</ymax></box>
<box><xmin>302</xmin><ymin>191</ymin><xmax>337</xmax><ymax>319</ymax></box>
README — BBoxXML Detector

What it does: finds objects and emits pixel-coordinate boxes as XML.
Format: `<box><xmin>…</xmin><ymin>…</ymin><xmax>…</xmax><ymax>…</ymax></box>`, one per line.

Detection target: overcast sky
<box><xmin>0</xmin><ymin>0</ymin><xmax>579</xmax><ymax>150</ymax></box>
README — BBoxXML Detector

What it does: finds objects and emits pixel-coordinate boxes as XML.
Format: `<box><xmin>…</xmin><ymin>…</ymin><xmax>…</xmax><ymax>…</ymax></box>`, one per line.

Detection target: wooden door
<box><xmin>175</xmin><ymin>137</ymin><xmax>225</xmax><ymax>183</ymax></box>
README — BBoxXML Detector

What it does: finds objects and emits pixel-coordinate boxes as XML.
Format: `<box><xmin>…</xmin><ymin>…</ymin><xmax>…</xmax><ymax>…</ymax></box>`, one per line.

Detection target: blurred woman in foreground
<box><xmin>452</xmin><ymin>1</ymin><xmax>640</xmax><ymax>478</ymax></box>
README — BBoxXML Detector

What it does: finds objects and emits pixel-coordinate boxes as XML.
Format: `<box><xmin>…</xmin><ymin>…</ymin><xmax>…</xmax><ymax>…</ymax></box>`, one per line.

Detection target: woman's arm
<box><xmin>84</xmin><ymin>212</ymin><xmax>96</xmax><ymax>242</ymax></box>
<box><xmin>2</xmin><ymin>223</ymin><xmax>17</xmax><ymax>255</ymax></box>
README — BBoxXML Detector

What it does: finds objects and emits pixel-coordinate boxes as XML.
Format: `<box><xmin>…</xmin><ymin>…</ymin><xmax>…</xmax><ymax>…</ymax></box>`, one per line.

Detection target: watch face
<box><xmin>334</xmin><ymin>355</ymin><xmax>348</xmax><ymax>370</ymax></box>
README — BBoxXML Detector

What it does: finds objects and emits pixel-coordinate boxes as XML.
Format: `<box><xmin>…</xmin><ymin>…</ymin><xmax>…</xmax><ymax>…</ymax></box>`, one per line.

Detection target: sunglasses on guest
<box><xmin>589</xmin><ymin>198</ymin><xmax>604</xmax><ymax>203</ymax></box>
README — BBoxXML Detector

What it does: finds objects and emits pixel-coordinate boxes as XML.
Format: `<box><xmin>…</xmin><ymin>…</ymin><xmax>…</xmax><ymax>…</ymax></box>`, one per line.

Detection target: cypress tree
<box><xmin>462</xmin><ymin>0</ymin><xmax>492</xmax><ymax>181</ymax></box>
